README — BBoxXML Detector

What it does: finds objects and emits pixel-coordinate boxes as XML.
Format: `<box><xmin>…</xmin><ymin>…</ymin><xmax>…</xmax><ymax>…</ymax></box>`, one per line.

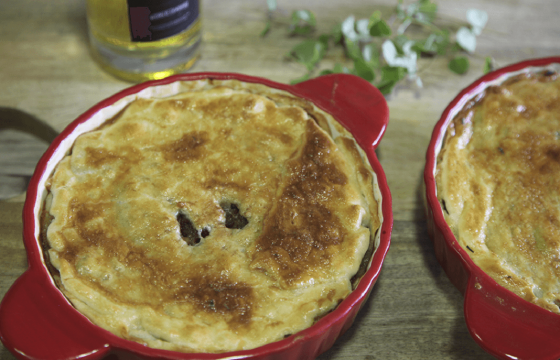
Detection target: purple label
<box><xmin>127</xmin><ymin>0</ymin><xmax>199</xmax><ymax>42</ymax></box>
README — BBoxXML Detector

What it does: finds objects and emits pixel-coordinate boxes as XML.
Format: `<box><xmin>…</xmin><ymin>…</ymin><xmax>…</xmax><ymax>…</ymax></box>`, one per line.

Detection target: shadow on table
<box><xmin>0</xmin><ymin>107</ymin><xmax>59</xmax><ymax>144</ymax></box>
<box><xmin>412</xmin><ymin>171</ymin><xmax>494</xmax><ymax>360</ymax></box>
<box><xmin>0</xmin><ymin>107</ymin><xmax>58</xmax><ymax>200</ymax></box>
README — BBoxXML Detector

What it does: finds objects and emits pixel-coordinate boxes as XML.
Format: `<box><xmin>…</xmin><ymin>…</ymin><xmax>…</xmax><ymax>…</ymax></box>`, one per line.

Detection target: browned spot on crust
<box><xmin>258</xmin><ymin>125</ymin><xmax>293</xmax><ymax>144</ymax></box>
<box><xmin>203</xmin><ymin>167</ymin><xmax>250</xmax><ymax>191</ymax></box>
<box><xmin>175</xmin><ymin>274</ymin><xmax>254</xmax><ymax>327</ymax></box>
<box><xmin>539</xmin><ymin>146</ymin><xmax>560</xmax><ymax>174</ymax></box>
<box><xmin>161</xmin><ymin>131</ymin><xmax>209</xmax><ymax>162</ymax></box>
<box><xmin>485</xmin><ymin>85</ymin><xmax>507</xmax><ymax>95</ymax></box>
<box><xmin>70</xmin><ymin>200</ymin><xmax>109</xmax><ymax>246</ymax></box>
<box><xmin>85</xmin><ymin>145</ymin><xmax>144</xmax><ymax>169</ymax></box>
<box><xmin>85</xmin><ymin>147</ymin><xmax>121</xmax><ymax>167</ymax></box>
<box><xmin>62</xmin><ymin>200</ymin><xmax>255</xmax><ymax>327</ymax></box>
<box><xmin>195</xmin><ymin>92</ymin><xmax>258</xmax><ymax>121</ymax></box>
<box><xmin>252</xmin><ymin>121</ymin><xmax>348</xmax><ymax>286</ymax></box>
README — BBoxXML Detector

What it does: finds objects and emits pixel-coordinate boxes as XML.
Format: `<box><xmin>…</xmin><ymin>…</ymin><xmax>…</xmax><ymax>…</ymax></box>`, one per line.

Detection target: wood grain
<box><xmin>1</xmin><ymin>0</ymin><xmax>559</xmax><ymax>358</ymax></box>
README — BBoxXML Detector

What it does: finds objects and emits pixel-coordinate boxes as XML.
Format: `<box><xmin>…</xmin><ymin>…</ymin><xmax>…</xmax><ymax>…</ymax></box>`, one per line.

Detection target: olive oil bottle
<box><xmin>86</xmin><ymin>0</ymin><xmax>201</xmax><ymax>82</ymax></box>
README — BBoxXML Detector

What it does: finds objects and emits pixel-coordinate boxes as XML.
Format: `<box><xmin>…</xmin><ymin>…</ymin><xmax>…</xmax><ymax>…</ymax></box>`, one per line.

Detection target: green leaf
<box><xmin>377</xmin><ymin>81</ymin><xmax>398</xmax><ymax>95</ymax></box>
<box><xmin>417</xmin><ymin>0</ymin><xmax>438</xmax><ymax>22</ymax></box>
<box><xmin>289</xmin><ymin>39</ymin><xmax>326</xmax><ymax>71</ymax></box>
<box><xmin>397</xmin><ymin>17</ymin><xmax>412</xmax><ymax>34</ymax></box>
<box><xmin>331</xmin><ymin>23</ymin><xmax>343</xmax><ymax>44</ymax></box>
<box><xmin>344</xmin><ymin>39</ymin><xmax>362</xmax><ymax>61</ymax></box>
<box><xmin>413</xmin><ymin>32</ymin><xmax>449</xmax><ymax>56</ymax></box>
<box><xmin>396</xmin><ymin>0</ymin><xmax>407</xmax><ymax>20</ymax></box>
<box><xmin>318</xmin><ymin>34</ymin><xmax>330</xmax><ymax>49</ymax></box>
<box><xmin>334</xmin><ymin>63</ymin><xmax>351</xmax><ymax>73</ymax></box>
<box><xmin>290</xmin><ymin>10</ymin><xmax>316</xmax><ymax>35</ymax></box>
<box><xmin>392</xmin><ymin>34</ymin><xmax>410</xmax><ymax>55</ymax></box>
<box><xmin>412</xmin><ymin>34</ymin><xmax>434</xmax><ymax>54</ymax></box>
<box><xmin>292</xmin><ymin>9</ymin><xmax>316</xmax><ymax>25</ymax></box>
<box><xmin>381</xmin><ymin>65</ymin><xmax>407</xmax><ymax>82</ymax></box>
<box><xmin>376</xmin><ymin>65</ymin><xmax>407</xmax><ymax>95</ymax></box>
<box><xmin>369</xmin><ymin>10</ymin><xmax>382</xmax><ymax>23</ymax></box>
<box><xmin>319</xmin><ymin>63</ymin><xmax>350</xmax><ymax>76</ymax></box>
<box><xmin>290</xmin><ymin>72</ymin><xmax>311</xmax><ymax>85</ymax></box>
<box><xmin>449</xmin><ymin>56</ymin><xmax>470</xmax><ymax>74</ymax></box>
<box><xmin>353</xmin><ymin>58</ymin><xmax>376</xmax><ymax>82</ymax></box>
<box><xmin>369</xmin><ymin>19</ymin><xmax>392</xmax><ymax>37</ymax></box>
<box><xmin>362</xmin><ymin>43</ymin><xmax>380</xmax><ymax>68</ymax></box>
<box><xmin>435</xmin><ymin>31</ymin><xmax>450</xmax><ymax>55</ymax></box>
<box><xmin>260</xmin><ymin>20</ymin><xmax>271</xmax><ymax>37</ymax></box>
<box><xmin>450</xmin><ymin>42</ymin><xmax>463</xmax><ymax>53</ymax></box>
<box><xmin>483</xmin><ymin>56</ymin><xmax>494</xmax><ymax>74</ymax></box>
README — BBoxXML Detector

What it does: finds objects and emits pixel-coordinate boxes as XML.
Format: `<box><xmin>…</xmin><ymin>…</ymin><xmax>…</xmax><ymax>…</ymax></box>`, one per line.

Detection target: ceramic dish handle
<box><xmin>0</xmin><ymin>267</ymin><xmax>110</xmax><ymax>360</ymax></box>
<box><xmin>292</xmin><ymin>74</ymin><xmax>388</xmax><ymax>151</ymax></box>
<box><xmin>464</xmin><ymin>274</ymin><xmax>560</xmax><ymax>360</ymax></box>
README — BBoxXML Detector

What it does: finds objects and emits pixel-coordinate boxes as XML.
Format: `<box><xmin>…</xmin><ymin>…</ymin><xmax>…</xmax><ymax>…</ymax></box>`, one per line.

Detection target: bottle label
<box><xmin>127</xmin><ymin>0</ymin><xmax>199</xmax><ymax>42</ymax></box>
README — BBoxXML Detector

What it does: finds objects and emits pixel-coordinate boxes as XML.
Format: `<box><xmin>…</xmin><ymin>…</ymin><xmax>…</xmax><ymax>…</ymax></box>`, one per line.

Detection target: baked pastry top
<box><xmin>42</xmin><ymin>80</ymin><xmax>382</xmax><ymax>352</ymax></box>
<box><xmin>436</xmin><ymin>70</ymin><xmax>560</xmax><ymax>313</ymax></box>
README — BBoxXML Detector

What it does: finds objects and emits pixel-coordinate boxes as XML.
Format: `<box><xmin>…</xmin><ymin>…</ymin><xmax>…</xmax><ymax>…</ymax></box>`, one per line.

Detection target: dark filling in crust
<box><xmin>220</xmin><ymin>202</ymin><xmax>249</xmax><ymax>229</ymax></box>
<box><xmin>177</xmin><ymin>212</ymin><xmax>209</xmax><ymax>246</ymax></box>
<box><xmin>176</xmin><ymin>203</ymin><xmax>249</xmax><ymax>246</ymax></box>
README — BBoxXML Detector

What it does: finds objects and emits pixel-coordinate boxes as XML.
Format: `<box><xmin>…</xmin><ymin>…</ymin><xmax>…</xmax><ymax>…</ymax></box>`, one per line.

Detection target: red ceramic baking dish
<box><xmin>424</xmin><ymin>57</ymin><xmax>560</xmax><ymax>360</ymax></box>
<box><xmin>0</xmin><ymin>72</ymin><xmax>392</xmax><ymax>360</ymax></box>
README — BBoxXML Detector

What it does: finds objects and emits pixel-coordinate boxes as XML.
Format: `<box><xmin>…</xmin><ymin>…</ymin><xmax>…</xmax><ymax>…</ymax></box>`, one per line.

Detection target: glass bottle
<box><xmin>86</xmin><ymin>0</ymin><xmax>201</xmax><ymax>82</ymax></box>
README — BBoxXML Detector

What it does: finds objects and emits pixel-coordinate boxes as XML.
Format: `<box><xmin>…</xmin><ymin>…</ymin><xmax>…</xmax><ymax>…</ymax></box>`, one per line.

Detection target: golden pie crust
<box><xmin>41</xmin><ymin>79</ymin><xmax>382</xmax><ymax>352</ymax></box>
<box><xmin>436</xmin><ymin>69</ymin><xmax>560</xmax><ymax>313</ymax></box>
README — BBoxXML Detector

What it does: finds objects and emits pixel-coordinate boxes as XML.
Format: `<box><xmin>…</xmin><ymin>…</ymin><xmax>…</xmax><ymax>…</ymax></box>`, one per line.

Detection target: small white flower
<box><xmin>402</xmin><ymin>40</ymin><xmax>414</xmax><ymax>56</ymax></box>
<box><xmin>295</xmin><ymin>10</ymin><xmax>311</xmax><ymax>22</ymax></box>
<box><xmin>466</xmin><ymin>9</ymin><xmax>488</xmax><ymax>36</ymax></box>
<box><xmin>456</xmin><ymin>26</ymin><xmax>476</xmax><ymax>53</ymax></box>
<box><xmin>266</xmin><ymin>0</ymin><xmax>277</xmax><ymax>11</ymax></box>
<box><xmin>341</xmin><ymin>16</ymin><xmax>359</xmax><ymax>42</ymax></box>
<box><xmin>382</xmin><ymin>40</ymin><xmax>398</xmax><ymax>63</ymax></box>
<box><xmin>356</xmin><ymin>19</ymin><xmax>370</xmax><ymax>37</ymax></box>
<box><xmin>382</xmin><ymin>40</ymin><xmax>418</xmax><ymax>75</ymax></box>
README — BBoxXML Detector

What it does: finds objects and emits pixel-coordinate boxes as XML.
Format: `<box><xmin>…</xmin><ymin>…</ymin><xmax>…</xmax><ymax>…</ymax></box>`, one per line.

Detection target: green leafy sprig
<box><xmin>263</xmin><ymin>0</ymin><xmax>491</xmax><ymax>95</ymax></box>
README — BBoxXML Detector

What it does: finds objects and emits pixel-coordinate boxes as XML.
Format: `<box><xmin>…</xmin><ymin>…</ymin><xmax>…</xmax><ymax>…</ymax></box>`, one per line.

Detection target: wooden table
<box><xmin>1</xmin><ymin>0</ymin><xmax>558</xmax><ymax>359</ymax></box>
